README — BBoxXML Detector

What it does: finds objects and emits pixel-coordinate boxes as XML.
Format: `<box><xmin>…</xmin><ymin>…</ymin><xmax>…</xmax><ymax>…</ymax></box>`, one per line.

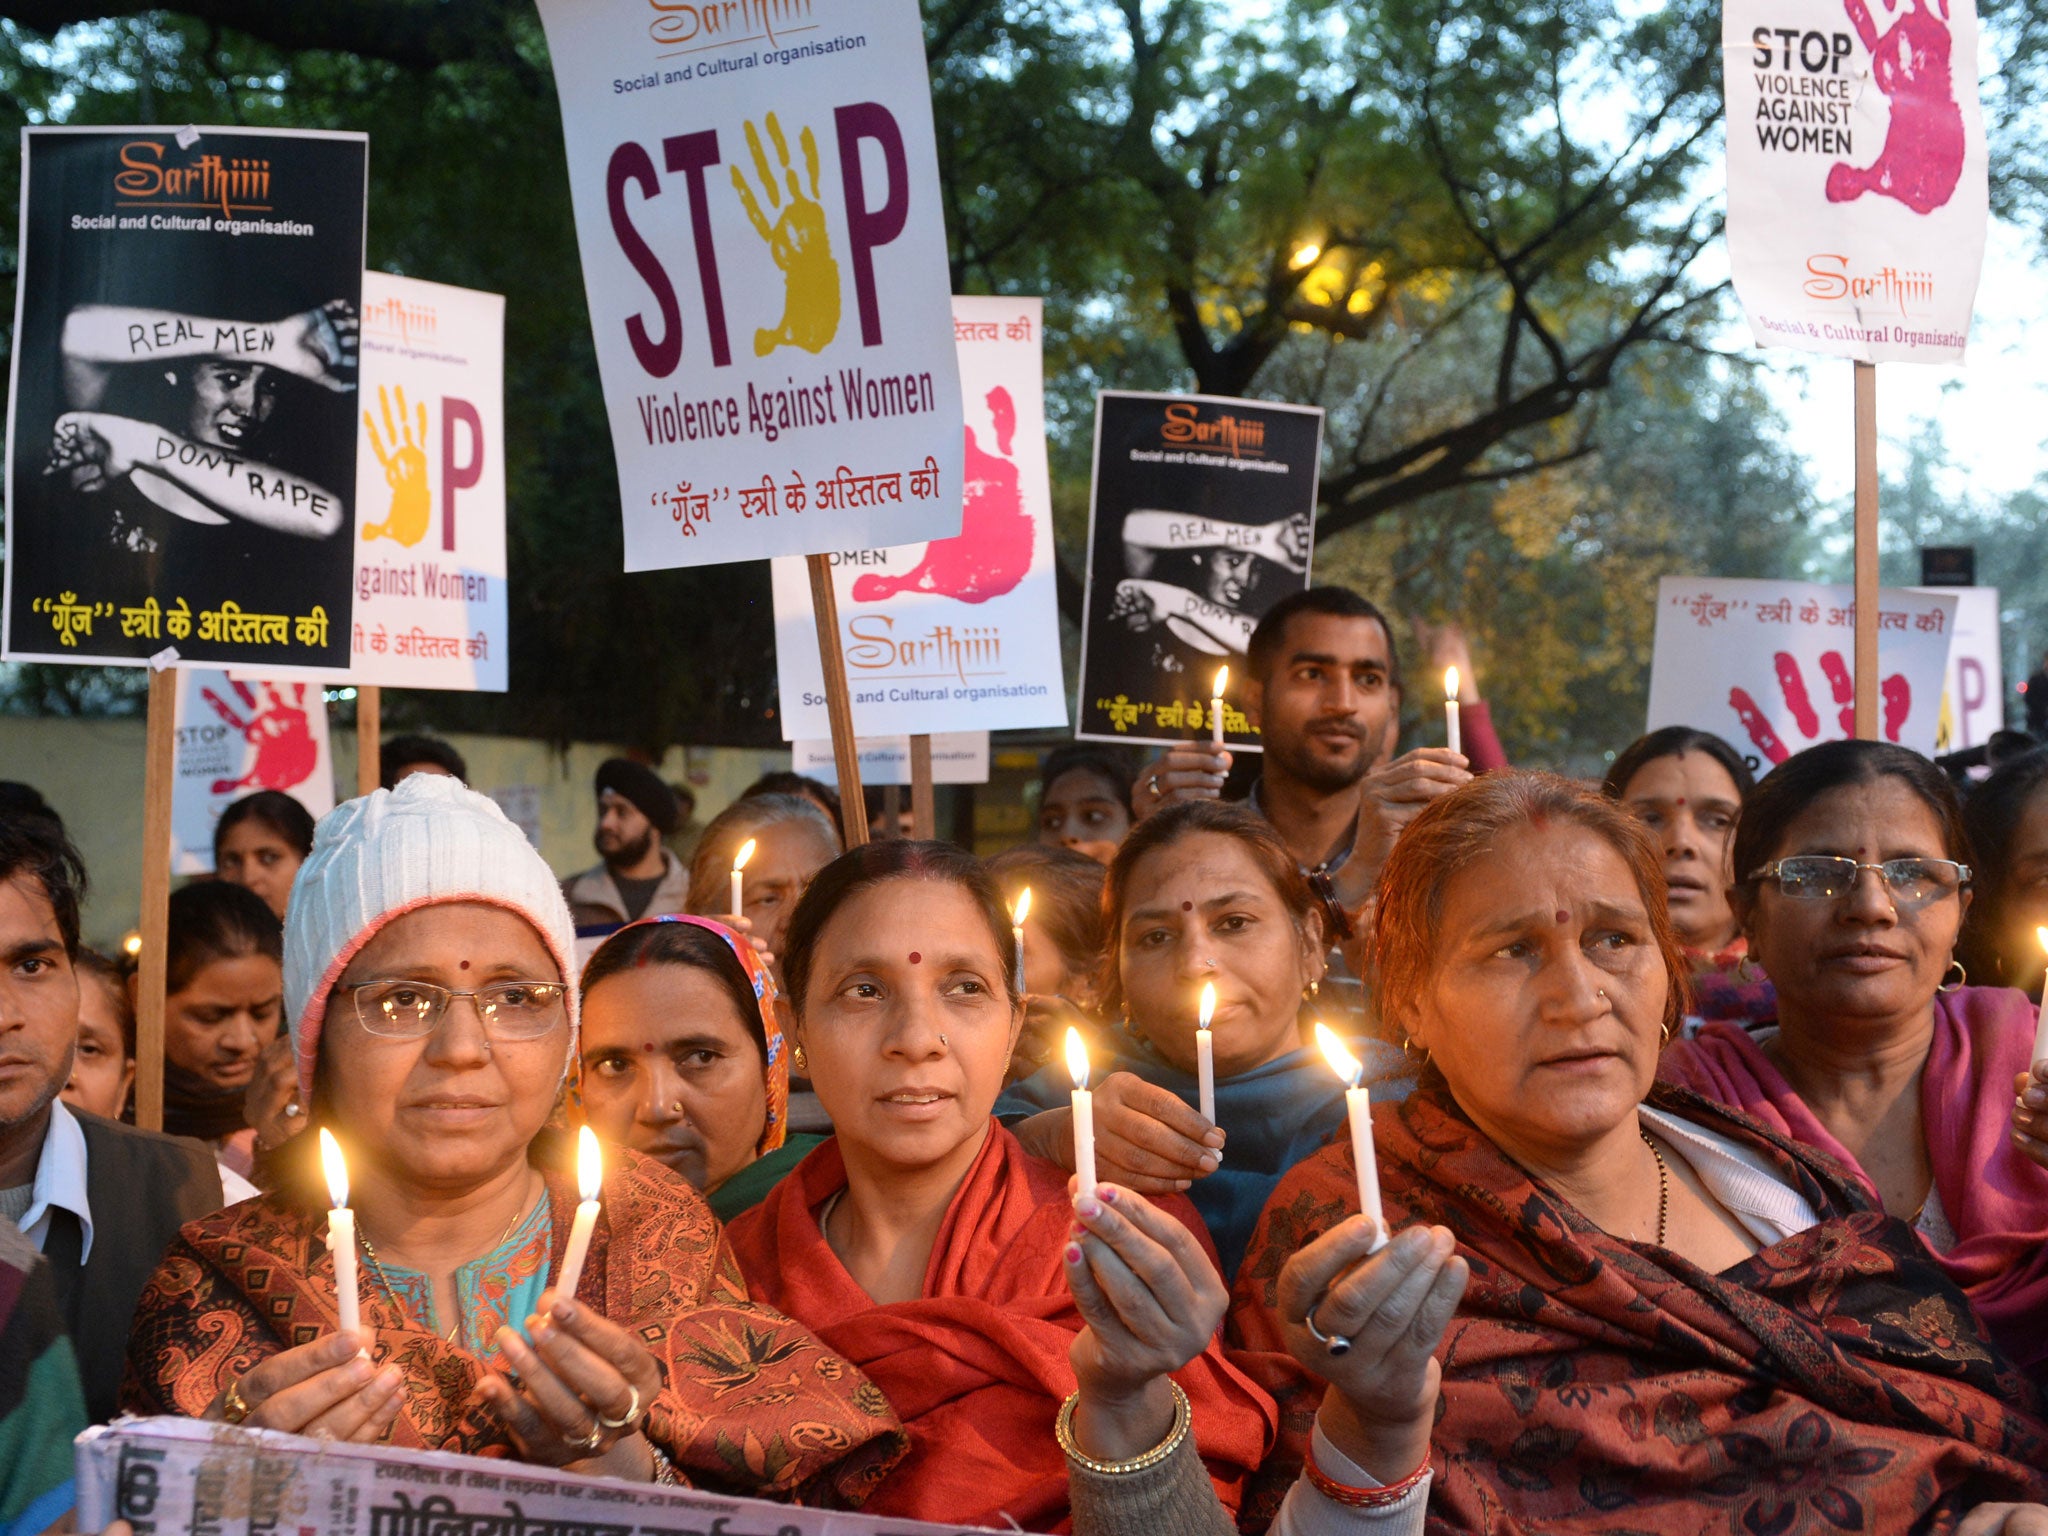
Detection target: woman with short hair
<box><xmin>212</xmin><ymin>790</ymin><xmax>316</xmax><ymax>922</ymax></box>
<box><xmin>1224</xmin><ymin>771</ymin><xmax>2047</xmax><ymax>1532</ymax></box>
<box><xmin>1661</xmin><ymin>738</ymin><xmax>2048</xmax><ymax>1383</ymax></box>
<box><xmin>123</xmin><ymin>775</ymin><xmax>904</xmax><ymax>1501</ymax></box>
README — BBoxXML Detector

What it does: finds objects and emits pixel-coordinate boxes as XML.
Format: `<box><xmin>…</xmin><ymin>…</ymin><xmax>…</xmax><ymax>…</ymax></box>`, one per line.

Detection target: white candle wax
<box><xmin>1444</xmin><ymin>666</ymin><xmax>1462</xmax><ymax>757</ymax></box>
<box><xmin>1346</xmin><ymin>1085</ymin><xmax>1387</xmax><ymax>1252</ymax></box>
<box><xmin>328</xmin><ymin>1206</ymin><xmax>360</xmax><ymax>1338</ymax></box>
<box><xmin>556</xmin><ymin>1199</ymin><xmax>600</xmax><ymax>1300</ymax></box>
<box><xmin>1013</xmin><ymin>925</ymin><xmax>1028</xmax><ymax>995</ymax></box>
<box><xmin>1196</xmin><ymin>1028</ymin><xmax>1215</xmax><ymax>1125</ymax></box>
<box><xmin>730</xmin><ymin>868</ymin><xmax>744</xmax><ymax>918</ymax></box>
<box><xmin>2034</xmin><ymin>930</ymin><xmax>2048</xmax><ymax>1064</ymax></box>
<box><xmin>1211</xmin><ymin>665</ymin><xmax>1229</xmax><ymax>750</ymax></box>
<box><xmin>1071</xmin><ymin>1086</ymin><xmax>1097</xmax><ymax>1204</ymax></box>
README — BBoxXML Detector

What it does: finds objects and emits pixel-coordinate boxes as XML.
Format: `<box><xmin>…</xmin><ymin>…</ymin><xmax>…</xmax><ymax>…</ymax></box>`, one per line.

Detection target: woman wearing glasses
<box><xmin>122</xmin><ymin>776</ymin><xmax>905</xmax><ymax>1501</ymax></box>
<box><xmin>1661</xmin><ymin>739</ymin><xmax>2048</xmax><ymax>1385</ymax></box>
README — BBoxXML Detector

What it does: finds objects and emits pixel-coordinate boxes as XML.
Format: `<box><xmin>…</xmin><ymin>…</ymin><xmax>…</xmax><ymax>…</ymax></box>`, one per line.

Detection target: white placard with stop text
<box><xmin>535</xmin><ymin>0</ymin><xmax>964</xmax><ymax>570</ymax></box>
<box><xmin>1647</xmin><ymin>577</ymin><xmax>1957</xmax><ymax>775</ymax></box>
<box><xmin>170</xmin><ymin>668</ymin><xmax>335</xmax><ymax>874</ymax></box>
<box><xmin>770</xmin><ymin>296</ymin><xmax>1065</xmax><ymax>738</ymax></box>
<box><xmin>1722</xmin><ymin>0</ymin><xmax>1989</xmax><ymax>362</ymax></box>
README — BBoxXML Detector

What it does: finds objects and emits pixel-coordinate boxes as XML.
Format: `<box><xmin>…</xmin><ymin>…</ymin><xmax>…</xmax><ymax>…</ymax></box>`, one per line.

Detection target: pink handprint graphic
<box><xmin>1729</xmin><ymin>650</ymin><xmax>1911</xmax><ymax>764</ymax></box>
<box><xmin>204</xmin><ymin>680</ymin><xmax>319</xmax><ymax>794</ymax></box>
<box><xmin>1826</xmin><ymin>0</ymin><xmax>1965</xmax><ymax>215</ymax></box>
<box><xmin>851</xmin><ymin>386</ymin><xmax>1033</xmax><ymax>605</ymax></box>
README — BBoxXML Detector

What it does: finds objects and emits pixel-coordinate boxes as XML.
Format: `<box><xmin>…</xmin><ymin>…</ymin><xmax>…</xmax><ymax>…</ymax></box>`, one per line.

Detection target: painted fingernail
<box><xmin>1064</xmin><ymin>1244</ymin><xmax>1083</xmax><ymax>1265</ymax></box>
<box><xmin>2025</xmin><ymin>1088</ymin><xmax>2046</xmax><ymax>1108</ymax></box>
<box><xmin>1098</xmin><ymin>1186</ymin><xmax>1119</xmax><ymax>1204</ymax></box>
<box><xmin>1078</xmin><ymin>1198</ymin><xmax>1103</xmax><ymax>1220</ymax></box>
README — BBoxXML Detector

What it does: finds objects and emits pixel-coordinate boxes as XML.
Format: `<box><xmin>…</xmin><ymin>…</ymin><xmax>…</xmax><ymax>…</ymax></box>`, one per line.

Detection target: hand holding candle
<box><xmin>555</xmin><ymin>1125</ymin><xmax>603</xmax><ymax>1301</ymax></box>
<box><xmin>1211</xmin><ymin>665</ymin><xmax>1230</xmax><ymax>750</ymax></box>
<box><xmin>2034</xmin><ymin>929</ymin><xmax>2048</xmax><ymax>1065</ymax></box>
<box><xmin>1012</xmin><ymin>887</ymin><xmax>1032</xmax><ymax>996</ymax></box>
<box><xmin>1444</xmin><ymin>666</ymin><xmax>1462</xmax><ymax>757</ymax></box>
<box><xmin>1195</xmin><ymin>981</ymin><xmax>1217</xmax><ymax>1127</ymax></box>
<box><xmin>729</xmin><ymin>837</ymin><xmax>757</xmax><ymax>919</ymax></box>
<box><xmin>318</xmin><ymin>1128</ymin><xmax>361</xmax><ymax>1340</ymax></box>
<box><xmin>1067</xmin><ymin>1027</ymin><xmax>1097</xmax><ymax>1204</ymax></box>
<box><xmin>1315</xmin><ymin>1023</ymin><xmax>1386</xmax><ymax>1250</ymax></box>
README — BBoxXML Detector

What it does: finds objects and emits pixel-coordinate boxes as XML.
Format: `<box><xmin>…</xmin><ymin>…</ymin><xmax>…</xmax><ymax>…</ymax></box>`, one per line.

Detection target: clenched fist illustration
<box><xmin>731</xmin><ymin>112</ymin><xmax>841</xmax><ymax>357</ymax></box>
<box><xmin>362</xmin><ymin>385</ymin><xmax>431</xmax><ymax>547</ymax></box>
<box><xmin>1729</xmin><ymin>650</ymin><xmax>1911</xmax><ymax>765</ymax></box>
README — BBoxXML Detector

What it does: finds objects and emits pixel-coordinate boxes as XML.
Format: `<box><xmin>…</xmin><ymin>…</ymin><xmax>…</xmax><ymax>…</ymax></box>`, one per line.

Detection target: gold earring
<box><xmin>1938</xmin><ymin>959</ymin><xmax>1966</xmax><ymax>993</ymax></box>
<box><xmin>792</xmin><ymin>1043</ymin><xmax>809</xmax><ymax>1073</ymax></box>
<box><xmin>1304</xmin><ymin>977</ymin><xmax>1321</xmax><ymax>1000</ymax></box>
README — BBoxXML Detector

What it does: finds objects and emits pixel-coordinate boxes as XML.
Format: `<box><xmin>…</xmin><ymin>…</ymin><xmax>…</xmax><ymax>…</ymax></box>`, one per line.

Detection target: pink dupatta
<box><xmin>1660</xmin><ymin>985</ymin><xmax>2048</xmax><ymax>1382</ymax></box>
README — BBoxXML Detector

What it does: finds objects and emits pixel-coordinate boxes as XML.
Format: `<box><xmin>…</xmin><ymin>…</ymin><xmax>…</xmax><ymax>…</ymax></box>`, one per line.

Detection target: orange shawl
<box><xmin>726</xmin><ymin>1123</ymin><xmax>1276</xmax><ymax>1531</ymax></box>
<box><xmin>122</xmin><ymin>1145</ymin><xmax>905</xmax><ymax>1506</ymax></box>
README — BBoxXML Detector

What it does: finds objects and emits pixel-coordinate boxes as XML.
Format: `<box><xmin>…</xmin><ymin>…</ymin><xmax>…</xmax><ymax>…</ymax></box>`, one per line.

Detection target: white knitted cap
<box><xmin>284</xmin><ymin>773</ymin><xmax>579</xmax><ymax>1101</ymax></box>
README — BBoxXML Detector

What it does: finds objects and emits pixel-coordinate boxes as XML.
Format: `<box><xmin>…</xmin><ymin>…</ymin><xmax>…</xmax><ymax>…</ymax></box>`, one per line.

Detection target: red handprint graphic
<box><xmin>204</xmin><ymin>680</ymin><xmax>319</xmax><ymax>794</ymax></box>
<box><xmin>851</xmin><ymin>386</ymin><xmax>1032</xmax><ymax>605</ymax></box>
<box><xmin>1730</xmin><ymin>650</ymin><xmax>1912</xmax><ymax>764</ymax></box>
<box><xmin>1826</xmin><ymin>0</ymin><xmax>1966</xmax><ymax>215</ymax></box>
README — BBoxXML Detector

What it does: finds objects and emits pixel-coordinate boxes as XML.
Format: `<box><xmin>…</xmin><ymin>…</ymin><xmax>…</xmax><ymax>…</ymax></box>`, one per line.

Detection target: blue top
<box><xmin>994</xmin><ymin>1026</ymin><xmax>1412</xmax><ymax>1280</ymax></box>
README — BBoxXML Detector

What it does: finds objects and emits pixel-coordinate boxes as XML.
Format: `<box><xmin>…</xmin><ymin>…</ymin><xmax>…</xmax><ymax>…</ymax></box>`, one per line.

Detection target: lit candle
<box><xmin>555</xmin><ymin>1125</ymin><xmax>604</xmax><ymax>1301</ymax></box>
<box><xmin>1211</xmin><ymin>665</ymin><xmax>1230</xmax><ymax>750</ymax></box>
<box><xmin>1196</xmin><ymin>981</ymin><xmax>1217</xmax><ymax>1126</ymax></box>
<box><xmin>1444</xmin><ymin>667</ymin><xmax>1462</xmax><ymax>757</ymax></box>
<box><xmin>729</xmin><ymin>837</ymin><xmax>757</xmax><ymax>919</ymax></box>
<box><xmin>1067</xmin><ymin>1027</ymin><xmax>1097</xmax><ymax>1204</ymax></box>
<box><xmin>2034</xmin><ymin>928</ymin><xmax>2048</xmax><ymax>1064</ymax></box>
<box><xmin>318</xmin><ymin>1128</ymin><xmax>360</xmax><ymax>1340</ymax></box>
<box><xmin>1315</xmin><ymin>1023</ymin><xmax>1386</xmax><ymax>1251</ymax></box>
<box><xmin>1011</xmin><ymin>887</ymin><xmax>1032</xmax><ymax>996</ymax></box>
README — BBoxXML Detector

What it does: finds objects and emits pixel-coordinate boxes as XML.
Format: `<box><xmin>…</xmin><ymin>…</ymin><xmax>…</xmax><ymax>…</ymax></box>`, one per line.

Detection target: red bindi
<box><xmin>459</xmin><ymin>960</ymin><xmax>471</xmax><ymax>971</ymax></box>
<box><xmin>1555</xmin><ymin>910</ymin><xmax>1570</xmax><ymax>925</ymax></box>
<box><xmin>908</xmin><ymin>951</ymin><xmax>922</xmax><ymax>964</ymax></box>
<box><xmin>1675</xmin><ymin>797</ymin><xmax>1686</xmax><ymax>807</ymax></box>
<box><xmin>1182</xmin><ymin>901</ymin><xmax>1194</xmax><ymax>912</ymax></box>
<box><xmin>643</xmin><ymin>1042</ymin><xmax>655</xmax><ymax>1052</ymax></box>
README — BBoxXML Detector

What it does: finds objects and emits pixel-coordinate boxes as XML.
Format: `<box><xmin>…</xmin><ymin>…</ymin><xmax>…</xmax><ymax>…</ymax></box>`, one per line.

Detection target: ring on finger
<box><xmin>223</xmin><ymin>1377</ymin><xmax>254</xmax><ymax>1425</ymax></box>
<box><xmin>570</xmin><ymin>1418</ymin><xmax>604</xmax><ymax>1453</ymax></box>
<box><xmin>1303</xmin><ymin>1299</ymin><xmax>1352</xmax><ymax>1358</ymax></box>
<box><xmin>596</xmin><ymin>1384</ymin><xmax>642</xmax><ymax>1432</ymax></box>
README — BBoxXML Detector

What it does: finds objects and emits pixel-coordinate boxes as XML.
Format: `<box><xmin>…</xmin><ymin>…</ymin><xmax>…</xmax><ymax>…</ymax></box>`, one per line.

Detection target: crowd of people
<box><xmin>3</xmin><ymin>581</ymin><xmax>2048</xmax><ymax>1535</ymax></box>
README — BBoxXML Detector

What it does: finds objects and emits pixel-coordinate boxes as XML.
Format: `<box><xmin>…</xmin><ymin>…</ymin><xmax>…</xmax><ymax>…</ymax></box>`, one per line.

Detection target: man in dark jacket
<box><xmin>0</xmin><ymin>810</ymin><xmax>221</xmax><ymax>1422</ymax></box>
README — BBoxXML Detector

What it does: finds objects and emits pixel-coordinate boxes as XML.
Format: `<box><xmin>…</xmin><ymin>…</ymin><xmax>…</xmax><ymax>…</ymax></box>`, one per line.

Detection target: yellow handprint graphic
<box><xmin>730</xmin><ymin>112</ymin><xmax>841</xmax><ymax>357</ymax></box>
<box><xmin>361</xmin><ymin>384</ymin><xmax>431</xmax><ymax>547</ymax></box>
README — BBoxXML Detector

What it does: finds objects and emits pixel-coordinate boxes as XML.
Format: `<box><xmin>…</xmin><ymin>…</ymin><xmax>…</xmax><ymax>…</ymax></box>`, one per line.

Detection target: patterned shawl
<box><xmin>726</xmin><ymin>1123</ymin><xmax>1277</xmax><ymax>1532</ymax></box>
<box><xmin>1228</xmin><ymin>1080</ymin><xmax>2048</xmax><ymax>1534</ymax></box>
<box><xmin>1661</xmin><ymin>985</ymin><xmax>2048</xmax><ymax>1385</ymax></box>
<box><xmin>121</xmin><ymin>1143</ymin><xmax>904</xmax><ymax>1506</ymax></box>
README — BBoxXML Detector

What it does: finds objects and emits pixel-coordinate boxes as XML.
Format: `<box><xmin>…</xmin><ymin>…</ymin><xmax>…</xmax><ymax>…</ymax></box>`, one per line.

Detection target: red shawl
<box><xmin>122</xmin><ymin>1145</ymin><xmax>905</xmax><ymax>1506</ymax></box>
<box><xmin>1228</xmin><ymin>1082</ymin><xmax>2048</xmax><ymax>1535</ymax></box>
<box><xmin>1660</xmin><ymin>986</ymin><xmax>2048</xmax><ymax>1383</ymax></box>
<box><xmin>725</xmin><ymin>1122</ymin><xmax>1276</xmax><ymax>1532</ymax></box>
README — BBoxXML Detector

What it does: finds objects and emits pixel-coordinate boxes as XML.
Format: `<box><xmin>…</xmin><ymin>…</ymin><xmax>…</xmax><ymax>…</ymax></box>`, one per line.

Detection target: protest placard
<box><xmin>1075</xmin><ymin>392</ymin><xmax>1322</xmax><ymax>748</ymax></box>
<box><xmin>347</xmin><ymin>272</ymin><xmax>508</xmax><ymax>689</ymax></box>
<box><xmin>1913</xmin><ymin>584</ymin><xmax>2002</xmax><ymax>751</ymax></box>
<box><xmin>169</xmin><ymin>670</ymin><xmax>335</xmax><ymax>874</ymax></box>
<box><xmin>1646</xmin><ymin>576</ymin><xmax>1957</xmax><ymax>772</ymax></box>
<box><xmin>771</xmin><ymin>297</ymin><xmax>1064</xmax><ymax>737</ymax></box>
<box><xmin>4</xmin><ymin>127</ymin><xmax>366</xmax><ymax>668</ymax></box>
<box><xmin>534</xmin><ymin>0</ymin><xmax>964</xmax><ymax>570</ymax></box>
<box><xmin>794</xmin><ymin>729</ymin><xmax>990</xmax><ymax>784</ymax></box>
<box><xmin>1723</xmin><ymin>0</ymin><xmax>1988</xmax><ymax>362</ymax></box>
<box><xmin>76</xmin><ymin>1416</ymin><xmax>997</xmax><ymax>1536</ymax></box>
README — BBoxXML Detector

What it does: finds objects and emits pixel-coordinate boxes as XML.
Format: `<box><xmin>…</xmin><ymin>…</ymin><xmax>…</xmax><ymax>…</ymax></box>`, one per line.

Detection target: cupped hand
<box><xmin>1957</xmin><ymin>1504</ymin><xmax>2048</xmax><ymax>1536</ymax></box>
<box><xmin>279</xmin><ymin>300</ymin><xmax>359</xmax><ymax>389</ymax></box>
<box><xmin>1090</xmin><ymin>1071</ymin><xmax>1224</xmax><ymax>1193</ymax></box>
<box><xmin>476</xmin><ymin>1292</ymin><xmax>662</xmax><ymax>1474</ymax></box>
<box><xmin>1275</xmin><ymin>1218</ymin><xmax>1466</xmax><ymax>1483</ymax></box>
<box><xmin>246</xmin><ymin>1034</ymin><xmax>305</xmax><ymax>1156</ymax></box>
<box><xmin>721</xmin><ymin>912</ymin><xmax>778</xmax><ymax>977</ymax></box>
<box><xmin>1132</xmin><ymin>746</ymin><xmax>1231</xmax><ymax>821</ymax></box>
<box><xmin>2011</xmin><ymin>1063</ymin><xmax>2048</xmax><ymax>1172</ymax></box>
<box><xmin>204</xmin><ymin>1330</ymin><xmax>401</xmax><ymax>1442</ymax></box>
<box><xmin>1065</xmin><ymin>1183</ymin><xmax>1225</xmax><ymax>1399</ymax></box>
<box><xmin>1344</xmin><ymin>749</ymin><xmax>1471</xmax><ymax>891</ymax></box>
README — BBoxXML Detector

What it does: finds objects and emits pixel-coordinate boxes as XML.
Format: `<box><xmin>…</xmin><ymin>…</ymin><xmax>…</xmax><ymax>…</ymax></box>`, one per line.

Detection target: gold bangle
<box><xmin>1055</xmin><ymin>1380</ymin><xmax>1191</xmax><ymax>1476</ymax></box>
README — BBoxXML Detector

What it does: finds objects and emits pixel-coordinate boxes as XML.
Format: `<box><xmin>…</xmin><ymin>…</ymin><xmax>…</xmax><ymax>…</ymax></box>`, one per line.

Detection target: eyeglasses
<box><xmin>347</xmin><ymin>979</ymin><xmax>567</xmax><ymax>1040</ymax></box>
<box><xmin>1748</xmin><ymin>856</ymin><xmax>1971</xmax><ymax>905</ymax></box>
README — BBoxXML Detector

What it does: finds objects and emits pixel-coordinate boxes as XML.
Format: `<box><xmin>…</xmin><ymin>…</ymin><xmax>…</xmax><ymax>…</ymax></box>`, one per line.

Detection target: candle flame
<box><xmin>1212</xmin><ymin>665</ymin><xmax>1229</xmax><ymax>699</ymax></box>
<box><xmin>576</xmin><ymin>1124</ymin><xmax>603</xmax><ymax>1202</ymax></box>
<box><xmin>1065</xmin><ymin>1026</ymin><xmax>1090</xmax><ymax>1091</ymax></box>
<box><xmin>1198</xmin><ymin>980</ymin><xmax>1216</xmax><ymax>1030</ymax></box>
<box><xmin>1444</xmin><ymin>666</ymin><xmax>1460</xmax><ymax>702</ymax></box>
<box><xmin>318</xmin><ymin>1127</ymin><xmax>349</xmax><ymax>1209</ymax></box>
<box><xmin>1315</xmin><ymin>1021</ymin><xmax>1363</xmax><ymax>1090</ymax></box>
<box><xmin>1013</xmin><ymin>887</ymin><xmax>1032</xmax><ymax>926</ymax></box>
<box><xmin>732</xmin><ymin>837</ymin><xmax>757</xmax><ymax>875</ymax></box>
<box><xmin>2038</xmin><ymin>925</ymin><xmax>2048</xmax><ymax>956</ymax></box>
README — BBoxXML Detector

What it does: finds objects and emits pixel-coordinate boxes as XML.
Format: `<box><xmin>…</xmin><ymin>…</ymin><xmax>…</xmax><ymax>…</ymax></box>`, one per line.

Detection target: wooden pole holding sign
<box><xmin>805</xmin><ymin>553</ymin><xmax>869</xmax><ymax>848</ymax></box>
<box><xmin>135</xmin><ymin>664</ymin><xmax>178</xmax><ymax>1133</ymax></box>
<box><xmin>1852</xmin><ymin>363</ymin><xmax>1880</xmax><ymax>741</ymax></box>
<box><xmin>909</xmin><ymin>734</ymin><xmax>936</xmax><ymax>840</ymax></box>
<box><xmin>356</xmin><ymin>684</ymin><xmax>382</xmax><ymax>797</ymax></box>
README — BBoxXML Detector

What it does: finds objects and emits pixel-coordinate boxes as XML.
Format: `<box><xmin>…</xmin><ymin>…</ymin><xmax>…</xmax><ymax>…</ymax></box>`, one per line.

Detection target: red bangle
<box><xmin>1305</xmin><ymin>1445</ymin><xmax>1430</xmax><ymax>1508</ymax></box>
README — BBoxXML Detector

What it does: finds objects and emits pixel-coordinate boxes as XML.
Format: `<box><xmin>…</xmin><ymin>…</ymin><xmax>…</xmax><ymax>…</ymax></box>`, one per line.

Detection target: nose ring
<box><xmin>670</xmin><ymin>1100</ymin><xmax>684</xmax><ymax>1115</ymax></box>
<box><xmin>939</xmin><ymin>1033</ymin><xmax>949</xmax><ymax>1047</ymax></box>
